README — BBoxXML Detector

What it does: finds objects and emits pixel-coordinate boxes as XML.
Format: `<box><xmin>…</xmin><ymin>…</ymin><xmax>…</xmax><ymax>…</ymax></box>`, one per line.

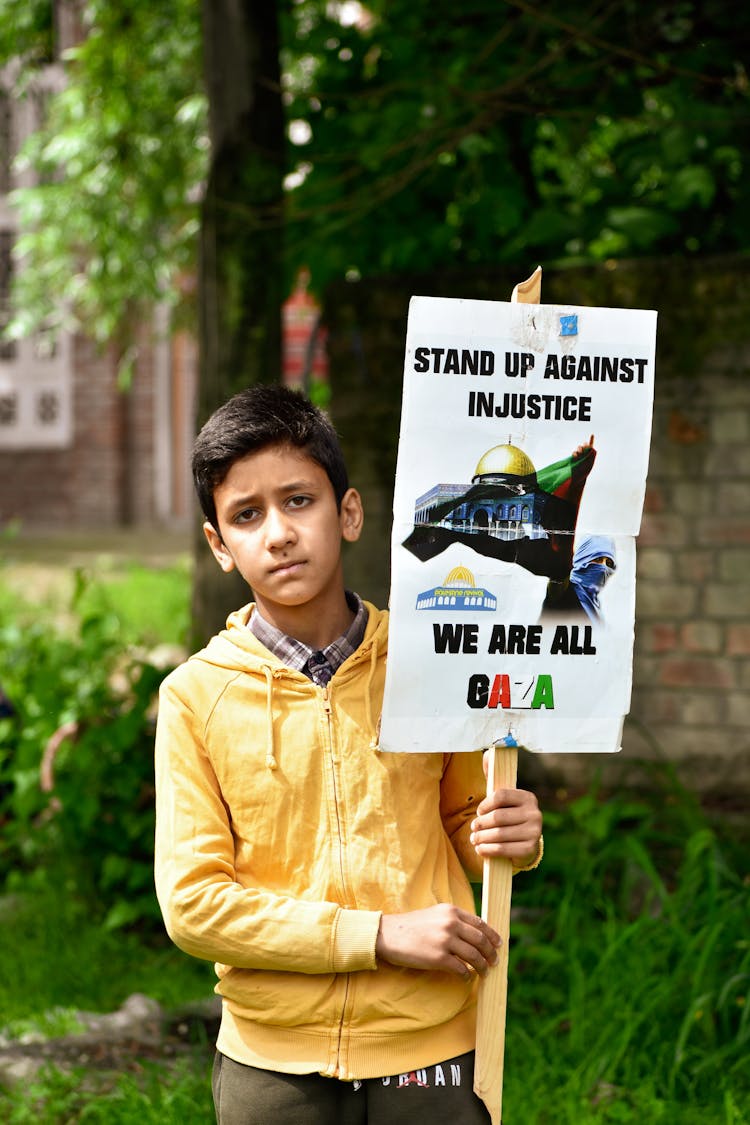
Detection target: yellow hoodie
<box><xmin>154</xmin><ymin>602</ymin><xmax>490</xmax><ymax>1080</ymax></box>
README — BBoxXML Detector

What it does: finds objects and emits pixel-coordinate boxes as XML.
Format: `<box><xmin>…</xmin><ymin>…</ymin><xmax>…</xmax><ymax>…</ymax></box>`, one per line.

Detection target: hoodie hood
<box><xmin>189</xmin><ymin>601</ymin><xmax>389</xmax><ymax>768</ymax></box>
<box><xmin>196</xmin><ymin>600</ymin><xmax>388</xmax><ymax>676</ymax></box>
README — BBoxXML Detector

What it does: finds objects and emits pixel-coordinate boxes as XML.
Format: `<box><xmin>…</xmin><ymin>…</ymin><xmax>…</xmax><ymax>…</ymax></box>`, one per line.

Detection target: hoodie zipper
<box><xmin>322</xmin><ymin>682</ymin><xmax>353</xmax><ymax>1078</ymax></box>
<box><xmin>322</xmin><ymin>684</ymin><xmax>348</xmax><ymax>895</ymax></box>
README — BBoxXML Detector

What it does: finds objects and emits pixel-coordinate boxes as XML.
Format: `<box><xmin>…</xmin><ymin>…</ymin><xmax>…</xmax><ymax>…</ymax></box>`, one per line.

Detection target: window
<box><xmin>0</xmin><ymin>71</ymin><xmax>72</xmax><ymax>450</ymax></box>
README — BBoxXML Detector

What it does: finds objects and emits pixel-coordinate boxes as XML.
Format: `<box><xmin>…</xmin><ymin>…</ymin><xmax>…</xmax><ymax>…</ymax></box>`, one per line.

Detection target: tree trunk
<box><xmin>191</xmin><ymin>0</ymin><xmax>284</xmax><ymax>645</ymax></box>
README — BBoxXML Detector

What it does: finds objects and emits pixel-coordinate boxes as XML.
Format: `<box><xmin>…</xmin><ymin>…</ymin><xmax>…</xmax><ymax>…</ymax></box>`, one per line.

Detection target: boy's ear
<box><xmin>340</xmin><ymin>487</ymin><xmax>364</xmax><ymax>543</ymax></box>
<box><xmin>203</xmin><ymin>521</ymin><xmax>236</xmax><ymax>572</ymax></box>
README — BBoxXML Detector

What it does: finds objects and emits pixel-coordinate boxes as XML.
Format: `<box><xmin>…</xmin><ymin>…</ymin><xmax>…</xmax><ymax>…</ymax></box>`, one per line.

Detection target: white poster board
<box><xmin>380</xmin><ymin>295</ymin><xmax>657</xmax><ymax>756</ymax></box>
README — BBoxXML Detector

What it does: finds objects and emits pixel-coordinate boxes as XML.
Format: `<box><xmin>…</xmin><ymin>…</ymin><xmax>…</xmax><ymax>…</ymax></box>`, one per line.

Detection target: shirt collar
<box><xmin>249</xmin><ymin>591</ymin><xmax>368</xmax><ymax>679</ymax></box>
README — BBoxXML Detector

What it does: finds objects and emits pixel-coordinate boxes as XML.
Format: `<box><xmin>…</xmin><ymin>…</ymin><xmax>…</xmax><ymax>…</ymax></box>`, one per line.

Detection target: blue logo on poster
<box><xmin>416</xmin><ymin>566</ymin><xmax>497</xmax><ymax>611</ymax></box>
<box><xmin>560</xmin><ymin>314</ymin><xmax>578</xmax><ymax>337</ymax></box>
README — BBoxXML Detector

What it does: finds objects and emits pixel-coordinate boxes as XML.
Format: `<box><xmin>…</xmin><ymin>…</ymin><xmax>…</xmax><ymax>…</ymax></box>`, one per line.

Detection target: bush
<box><xmin>502</xmin><ymin>769</ymin><xmax>750</xmax><ymax>1122</ymax></box>
<box><xmin>0</xmin><ymin>571</ymin><xmax>182</xmax><ymax>929</ymax></box>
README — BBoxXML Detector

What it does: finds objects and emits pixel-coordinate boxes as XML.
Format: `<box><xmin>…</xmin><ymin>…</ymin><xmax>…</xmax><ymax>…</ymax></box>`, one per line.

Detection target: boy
<box><xmin>154</xmin><ymin>385</ymin><xmax>543</xmax><ymax>1125</ymax></box>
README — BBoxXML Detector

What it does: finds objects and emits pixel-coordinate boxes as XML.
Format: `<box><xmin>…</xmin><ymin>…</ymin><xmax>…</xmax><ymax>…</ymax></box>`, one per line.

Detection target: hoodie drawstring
<box><xmin>262</xmin><ymin>664</ymin><xmax>278</xmax><ymax>770</ymax></box>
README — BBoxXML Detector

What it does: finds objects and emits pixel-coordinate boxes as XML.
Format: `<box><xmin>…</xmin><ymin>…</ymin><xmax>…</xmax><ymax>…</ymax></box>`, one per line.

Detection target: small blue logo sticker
<box><xmin>560</xmin><ymin>314</ymin><xmax>578</xmax><ymax>337</ymax></box>
<box><xmin>416</xmin><ymin>565</ymin><xmax>497</xmax><ymax>611</ymax></box>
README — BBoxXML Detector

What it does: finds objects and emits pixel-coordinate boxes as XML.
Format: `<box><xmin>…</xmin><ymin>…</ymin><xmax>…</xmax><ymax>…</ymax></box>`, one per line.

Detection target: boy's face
<box><xmin>203</xmin><ymin>443</ymin><xmax>363</xmax><ymax>633</ymax></box>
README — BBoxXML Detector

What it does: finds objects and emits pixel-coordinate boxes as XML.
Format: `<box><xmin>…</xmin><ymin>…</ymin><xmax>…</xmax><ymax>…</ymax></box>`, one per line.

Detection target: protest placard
<box><xmin>379</xmin><ymin>276</ymin><xmax>657</xmax><ymax>1124</ymax></box>
<box><xmin>380</xmin><ymin>290</ymin><xmax>657</xmax><ymax>757</ymax></box>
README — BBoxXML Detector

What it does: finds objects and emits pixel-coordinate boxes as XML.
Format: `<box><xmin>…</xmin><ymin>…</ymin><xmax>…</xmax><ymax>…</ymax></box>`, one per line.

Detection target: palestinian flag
<box><xmin>537</xmin><ymin>447</ymin><xmax>596</xmax><ymax>509</ymax></box>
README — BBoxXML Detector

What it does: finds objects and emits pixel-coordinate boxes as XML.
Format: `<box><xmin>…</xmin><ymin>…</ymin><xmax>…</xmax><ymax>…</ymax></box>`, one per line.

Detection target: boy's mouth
<box><xmin>269</xmin><ymin>560</ymin><xmax>305</xmax><ymax>576</ymax></box>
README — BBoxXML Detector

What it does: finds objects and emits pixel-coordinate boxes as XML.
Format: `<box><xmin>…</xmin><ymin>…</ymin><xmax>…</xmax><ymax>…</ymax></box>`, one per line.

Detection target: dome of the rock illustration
<box><xmin>444</xmin><ymin>566</ymin><xmax>476</xmax><ymax>589</ymax></box>
<box><xmin>472</xmin><ymin>443</ymin><xmax>536</xmax><ymax>481</ymax></box>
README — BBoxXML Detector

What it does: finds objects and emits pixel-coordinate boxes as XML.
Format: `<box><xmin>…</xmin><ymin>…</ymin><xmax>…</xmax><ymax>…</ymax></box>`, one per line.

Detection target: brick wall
<box><xmin>68</xmin><ymin>335</ymin><xmax>127</xmax><ymax>525</ymax></box>
<box><xmin>0</xmin><ymin>335</ymin><xmax>123</xmax><ymax>528</ymax></box>
<box><xmin>325</xmin><ymin>256</ymin><xmax>750</xmax><ymax>796</ymax></box>
<box><xmin>0</xmin><ymin>323</ymin><xmax>164</xmax><ymax>528</ymax></box>
<box><xmin>628</xmin><ymin>376</ymin><xmax>750</xmax><ymax>794</ymax></box>
<box><xmin>125</xmin><ymin>324</ymin><xmax>157</xmax><ymax>524</ymax></box>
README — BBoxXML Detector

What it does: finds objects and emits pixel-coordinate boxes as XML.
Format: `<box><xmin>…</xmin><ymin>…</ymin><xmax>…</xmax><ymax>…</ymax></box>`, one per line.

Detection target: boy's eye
<box><xmin>234</xmin><ymin>508</ymin><xmax>260</xmax><ymax>524</ymax></box>
<box><xmin>287</xmin><ymin>495</ymin><xmax>312</xmax><ymax>509</ymax></box>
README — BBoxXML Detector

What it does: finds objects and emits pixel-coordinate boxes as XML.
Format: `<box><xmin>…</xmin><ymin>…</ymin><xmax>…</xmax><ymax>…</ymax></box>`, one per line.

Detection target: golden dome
<box><xmin>473</xmin><ymin>443</ymin><xmax>536</xmax><ymax>479</ymax></box>
<box><xmin>444</xmin><ymin>566</ymin><xmax>476</xmax><ymax>589</ymax></box>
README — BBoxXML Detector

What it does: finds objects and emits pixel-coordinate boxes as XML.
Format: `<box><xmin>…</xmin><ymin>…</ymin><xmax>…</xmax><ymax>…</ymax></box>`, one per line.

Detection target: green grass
<box><xmin>0</xmin><ymin>891</ymin><xmax>215</xmax><ymax>1027</ymax></box>
<box><xmin>0</xmin><ymin>558</ymin><xmax>191</xmax><ymax>648</ymax></box>
<box><xmin>1</xmin><ymin>777</ymin><xmax>747</xmax><ymax>1123</ymax></box>
<box><xmin>0</xmin><ymin>890</ymin><xmax>216</xmax><ymax>1121</ymax></box>
<box><xmin>500</xmin><ymin>777</ymin><xmax>750</xmax><ymax>1123</ymax></box>
<box><xmin>0</xmin><ymin>1061</ymin><xmax>215</xmax><ymax>1124</ymax></box>
<box><xmin>73</xmin><ymin>561</ymin><xmax>192</xmax><ymax>647</ymax></box>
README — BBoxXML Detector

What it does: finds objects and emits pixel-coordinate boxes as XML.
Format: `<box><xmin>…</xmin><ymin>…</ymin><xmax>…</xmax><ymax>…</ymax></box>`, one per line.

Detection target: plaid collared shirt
<box><xmin>249</xmin><ymin>591</ymin><xmax>369</xmax><ymax>686</ymax></box>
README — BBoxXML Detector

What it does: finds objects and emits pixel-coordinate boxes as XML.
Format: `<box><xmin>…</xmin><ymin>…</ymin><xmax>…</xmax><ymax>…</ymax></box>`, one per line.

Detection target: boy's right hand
<box><xmin>375</xmin><ymin>905</ymin><xmax>500</xmax><ymax>980</ymax></box>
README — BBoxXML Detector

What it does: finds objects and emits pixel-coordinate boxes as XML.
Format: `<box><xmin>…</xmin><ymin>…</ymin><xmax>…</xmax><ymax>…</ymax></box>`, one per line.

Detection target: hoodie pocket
<box><xmin>216</xmin><ymin>965</ymin><xmax>343</xmax><ymax>1029</ymax></box>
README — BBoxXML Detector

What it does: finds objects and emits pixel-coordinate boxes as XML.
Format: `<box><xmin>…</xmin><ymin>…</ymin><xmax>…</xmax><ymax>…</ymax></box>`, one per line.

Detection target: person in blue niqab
<box><xmin>540</xmin><ymin>534</ymin><xmax>616</xmax><ymax>625</ymax></box>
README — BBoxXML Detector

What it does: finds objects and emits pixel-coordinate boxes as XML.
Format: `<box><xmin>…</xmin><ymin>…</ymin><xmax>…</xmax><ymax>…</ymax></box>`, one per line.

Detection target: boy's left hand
<box><xmin>469</xmin><ymin>756</ymin><xmax>542</xmax><ymax>865</ymax></box>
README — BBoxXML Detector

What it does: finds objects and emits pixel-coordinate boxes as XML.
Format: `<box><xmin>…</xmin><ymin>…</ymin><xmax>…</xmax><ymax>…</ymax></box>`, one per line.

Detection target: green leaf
<box><xmin>667</xmin><ymin>165</ymin><xmax>717</xmax><ymax>210</ymax></box>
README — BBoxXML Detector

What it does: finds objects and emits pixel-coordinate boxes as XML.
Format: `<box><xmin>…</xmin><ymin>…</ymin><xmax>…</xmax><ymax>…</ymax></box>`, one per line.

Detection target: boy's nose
<box><xmin>264</xmin><ymin>507</ymin><xmax>295</xmax><ymax>547</ymax></box>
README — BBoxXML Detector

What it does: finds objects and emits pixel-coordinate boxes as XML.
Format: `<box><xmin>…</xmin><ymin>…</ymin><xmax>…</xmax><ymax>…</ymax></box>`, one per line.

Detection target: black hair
<box><xmin>192</xmin><ymin>385</ymin><xmax>349</xmax><ymax>531</ymax></box>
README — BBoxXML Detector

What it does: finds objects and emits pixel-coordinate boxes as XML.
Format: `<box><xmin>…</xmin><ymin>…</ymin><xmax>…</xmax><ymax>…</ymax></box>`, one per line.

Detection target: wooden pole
<box><xmin>511</xmin><ymin>264</ymin><xmax>542</xmax><ymax>305</ymax></box>
<box><xmin>473</xmin><ymin>740</ymin><xmax>518</xmax><ymax>1125</ymax></box>
<box><xmin>474</xmin><ymin>266</ymin><xmax>542</xmax><ymax>1124</ymax></box>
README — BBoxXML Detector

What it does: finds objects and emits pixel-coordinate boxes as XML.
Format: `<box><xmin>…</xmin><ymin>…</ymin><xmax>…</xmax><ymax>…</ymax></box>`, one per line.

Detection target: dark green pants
<box><xmin>212</xmin><ymin>1050</ymin><xmax>491</xmax><ymax>1125</ymax></box>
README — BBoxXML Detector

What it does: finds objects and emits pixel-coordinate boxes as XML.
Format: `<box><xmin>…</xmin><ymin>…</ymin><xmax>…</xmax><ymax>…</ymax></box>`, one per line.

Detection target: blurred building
<box><xmin>0</xmin><ymin>10</ymin><xmax>326</xmax><ymax>532</ymax></box>
<box><xmin>0</xmin><ymin>8</ymin><xmax>198</xmax><ymax>529</ymax></box>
